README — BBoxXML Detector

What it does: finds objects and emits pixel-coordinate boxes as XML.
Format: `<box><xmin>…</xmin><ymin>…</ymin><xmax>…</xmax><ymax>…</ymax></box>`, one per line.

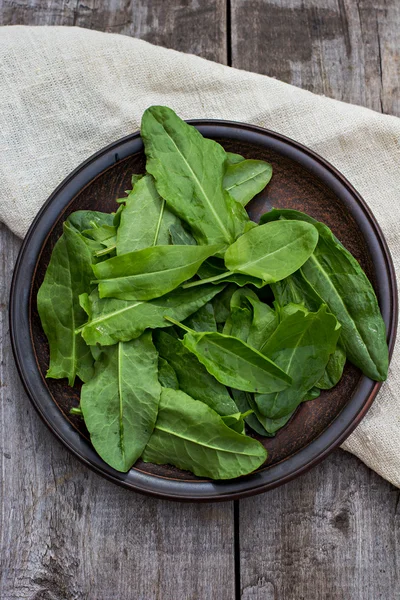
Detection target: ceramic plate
<box><xmin>10</xmin><ymin>121</ymin><xmax>397</xmax><ymax>501</ymax></box>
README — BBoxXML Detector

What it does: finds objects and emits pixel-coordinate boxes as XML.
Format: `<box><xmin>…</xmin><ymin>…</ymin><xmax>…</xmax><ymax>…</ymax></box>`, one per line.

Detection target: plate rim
<box><xmin>9</xmin><ymin>119</ymin><xmax>398</xmax><ymax>502</ymax></box>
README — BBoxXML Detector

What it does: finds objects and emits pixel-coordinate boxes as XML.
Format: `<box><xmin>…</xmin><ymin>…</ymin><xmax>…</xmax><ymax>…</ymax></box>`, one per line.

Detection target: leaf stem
<box><xmin>153</xmin><ymin>199</ymin><xmax>166</xmax><ymax>246</ymax></box>
<box><xmin>182</xmin><ymin>271</ymin><xmax>234</xmax><ymax>289</ymax></box>
<box><xmin>241</xmin><ymin>409</ymin><xmax>254</xmax><ymax>419</ymax></box>
<box><xmin>95</xmin><ymin>245</ymin><xmax>116</xmax><ymax>257</ymax></box>
<box><xmin>70</xmin><ymin>407</ymin><xmax>83</xmax><ymax>416</ymax></box>
<box><xmin>163</xmin><ymin>316</ymin><xmax>194</xmax><ymax>333</ymax></box>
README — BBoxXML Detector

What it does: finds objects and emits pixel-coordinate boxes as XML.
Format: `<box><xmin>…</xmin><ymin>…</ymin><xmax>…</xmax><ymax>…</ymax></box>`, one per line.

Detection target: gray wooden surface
<box><xmin>0</xmin><ymin>1</ymin><xmax>399</xmax><ymax>599</ymax></box>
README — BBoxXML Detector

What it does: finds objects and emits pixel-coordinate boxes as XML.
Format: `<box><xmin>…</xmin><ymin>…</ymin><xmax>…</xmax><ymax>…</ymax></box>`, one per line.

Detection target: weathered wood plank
<box><xmin>0</xmin><ymin>4</ymin><xmax>232</xmax><ymax>596</ymax></box>
<box><xmin>0</xmin><ymin>0</ymin><xmax>228</xmax><ymax>64</ymax></box>
<box><xmin>231</xmin><ymin>0</ymin><xmax>400</xmax><ymax>116</ymax></box>
<box><xmin>0</xmin><ymin>224</ymin><xmax>235</xmax><ymax>600</ymax></box>
<box><xmin>231</xmin><ymin>1</ymin><xmax>400</xmax><ymax>597</ymax></box>
<box><xmin>238</xmin><ymin>452</ymin><xmax>400</xmax><ymax>600</ymax></box>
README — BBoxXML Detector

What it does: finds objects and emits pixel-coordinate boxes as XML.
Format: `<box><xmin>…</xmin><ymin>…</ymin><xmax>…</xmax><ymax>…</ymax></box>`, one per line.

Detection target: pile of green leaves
<box><xmin>38</xmin><ymin>106</ymin><xmax>388</xmax><ymax>480</ymax></box>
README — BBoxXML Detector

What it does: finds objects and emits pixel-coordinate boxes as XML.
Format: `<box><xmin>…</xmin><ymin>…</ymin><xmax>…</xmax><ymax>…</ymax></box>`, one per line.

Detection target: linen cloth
<box><xmin>1</xmin><ymin>26</ymin><xmax>399</xmax><ymax>487</ymax></box>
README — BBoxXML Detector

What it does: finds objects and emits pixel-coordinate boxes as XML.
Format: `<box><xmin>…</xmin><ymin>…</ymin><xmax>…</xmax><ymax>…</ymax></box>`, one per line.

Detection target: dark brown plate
<box><xmin>10</xmin><ymin>121</ymin><xmax>397</xmax><ymax>501</ymax></box>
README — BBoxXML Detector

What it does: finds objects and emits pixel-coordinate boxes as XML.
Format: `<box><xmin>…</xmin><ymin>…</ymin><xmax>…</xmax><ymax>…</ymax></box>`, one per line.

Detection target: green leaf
<box><xmin>169</xmin><ymin>221</ymin><xmax>197</xmax><ymax>246</ymax></box>
<box><xmin>158</xmin><ymin>357</ymin><xmax>179</xmax><ymax>389</ymax></box>
<box><xmin>79</xmin><ymin>284</ymin><xmax>225</xmax><ymax>346</ymax></box>
<box><xmin>231</xmin><ymin>389</ymin><xmax>293</xmax><ymax>436</ymax></box>
<box><xmin>226</xmin><ymin>152</ymin><xmax>245</xmax><ymax>165</ymax></box>
<box><xmin>272</xmin><ymin>273</ymin><xmax>344</xmax><ymax>390</ymax></box>
<box><xmin>68</xmin><ymin>210</ymin><xmax>115</xmax><ymax>233</ymax></box>
<box><xmin>87</xmin><ymin>226</ymin><xmax>117</xmax><ymax>259</ymax></box>
<box><xmin>276</xmin><ymin>301</ymin><xmax>308</xmax><ymax>319</ymax></box>
<box><xmin>183</xmin><ymin>302</ymin><xmax>217</xmax><ymax>332</ymax></box>
<box><xmin>223</xmin><ymin>304</ymin><xmax>252</xmax><ymax>341</ymax></box>
<box><xmin>37</xmin><ymin>221</ymin><xmax>95</xmax><ymax>385</ymax></box>
<box><xmin>261</xmin><ymin>208</ymin><xmax>388</xmax><ymax>381</ymax></box>
<box><xmin>141</xmin><ymin>106</ymin><xmax>249</xmax><ymax>247</ymax></box>
<box><xmin>224</xmin><ymin>288</ymin><xmax>278</xmax><ymax>351</ymax></box>
<box><xmin>303</xmin><ymin>387</ymin><xmax>321</xmax><ymax>401</ymax></box>
<box><xmin>84</xmin><ymin>224</ymin><xmax>117</xmax><ymax>243</ymax></box>
<box><xmin>78</xmin><ymin>291</ymin><xmax>92</xmax><ymax>318</ymax></box>
<box><xmin>93</xmin><ymin>244</ymin><xmax>222</xmax><ymax>301</ymax></box>
<box><xmin>89</xmin><ymin>344</ymin><xmax>102</xmax><ymax>362</ymax></box>
<box><xmin>224</xmin><ymin>220</ymin><xmax>319</xmax><ymax>282</ymax></box>
<box><xmin>252</xmin><ymin>406</ymin><xmax>294</xmax><ymax>435</ymax></box>
<box><xmin>231</xmin><ymin>389</ymin><xmax>271</xmax><ymax>436</ymax></box>
<box><xmin>212</xmin><ymin>284</ymin><xmax>238</xmax><ymax>324</ymax></box>
<box><xmin>116</xmin><ymin>175</ymin><xmax>180</xmax><ymax>254</ymax></box>
<box><xmin>131</xmin><ymin>173</ymin><xmax>144</xmax><ymax>186</ymax></box>
<box><xmin>81</xmin><ymin>333</ymin><xmax>161</xmax><ymax>472</ymax></box>
<box><xmin>194</xmin><ymin>257</ymin><xmax>265</xmax><ymax>289</ymax></box>
<box><xmin>271</xmin><ymin>269</ymin><xmax>323</xmax><ymax>312</ymax></box>
<box><xmin>67</xmin><ymin>210</ymin><xmax>117</xmax><ymax>258</ymax></box>
<box><xmin>221</xmin><ymin>413</ymin><xmax>246</xmax><ymax>434</ymax></box>
<box><xmin>169</xmin><ymin>319</ymin><xmax>292</xmax><ymax>394</ymax></box>
<box><xmin>155</xmin><ymin>330</ymin><xmax>238</xmax><ymax>416</ymax></box>
<box><xmin>316</xmin><ymin>344</ymin><xmax>346</xmax><ymax>390</ymax></box>
<box><xmin>223</xmin><ymin>159</ymin><xmax>273</xmax><ymax>206</ymax></box>
<box><xmin>163</xmin><ymin>315</ymin><xmax>249</xmax><ymax>433</ymax></box>
<box><xmin>255</xmin><ymin>305</ymin><xmax>341</xmax><ymax>419</ymax></box>
<box><xmin>142</xmin><ymin>388</ymin><xmax>267</xmax><ymax>480</ymax></box>
<box><xmin>113</xmin><ymin>204</ymin><xmax>125</xmax><ymax>228</ymax></box>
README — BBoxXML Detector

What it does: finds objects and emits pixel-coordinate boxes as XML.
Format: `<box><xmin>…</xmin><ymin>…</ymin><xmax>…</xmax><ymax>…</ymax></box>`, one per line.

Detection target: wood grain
<box><xmin>230</xmin><ymin>1</ymin><xmax>400</xmax><ymax>598</ymax></box>
<box><xmin>0</xmin><ymin>4</ymin><xmax>232</xmax><ymax>597</ymax></box>
<box><xmin>0</xmin><ymin>223</ymin><xmax>235</xmax><ymax>600</ymax></box>
<box><xmin>231</xmin><ymin>0</ymin><xmax>400</xmax><ymax>116</ymax></box>
<box><xmin>0</xmin><ymin>0</ymin><xmax>228</xmax><ymax>64</ymax></box>
<box><xmin>238</xmin><ymin>451</ymin><xmax>400</xmax><ymax>600</ymax></box>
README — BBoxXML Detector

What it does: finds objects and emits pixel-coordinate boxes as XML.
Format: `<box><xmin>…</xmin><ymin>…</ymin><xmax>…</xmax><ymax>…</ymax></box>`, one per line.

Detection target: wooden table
<box><xmin>1</xmin><ymin>2</ymin><xmax>399</xmax><ymax>598</ymax></box>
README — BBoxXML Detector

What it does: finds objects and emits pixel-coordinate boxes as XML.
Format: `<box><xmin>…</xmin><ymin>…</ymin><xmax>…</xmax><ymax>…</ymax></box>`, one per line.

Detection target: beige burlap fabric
<box><xmin>1</xmin><ymin>26</ymin><xmax>399</xmax><ymax>486</ymax></box>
